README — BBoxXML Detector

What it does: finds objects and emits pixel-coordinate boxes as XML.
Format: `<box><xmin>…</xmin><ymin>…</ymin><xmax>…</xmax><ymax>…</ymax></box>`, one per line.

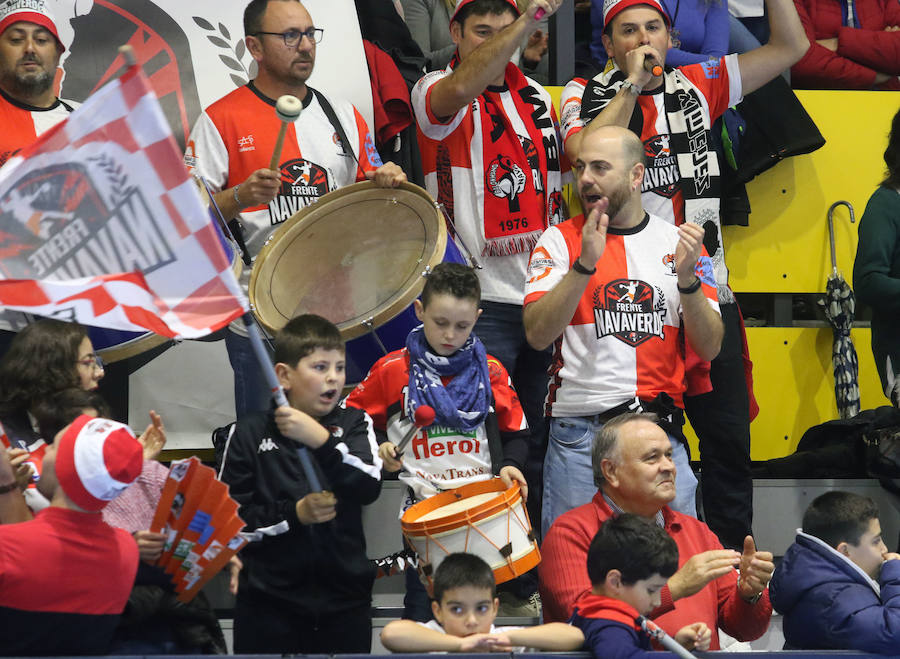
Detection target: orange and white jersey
<box><xmin>559</xmin><ymin>56</ymin><xmax>741</xmax><ymax>227</ymax></box>
<box><xmin>186</xmin><ymin>83</ymin><xmax>380</xmax><ymax>260</ymax></box>
<box><xmin>0</xmin><ymin>89</ymin><xmax>78</xmax><ymax>168</ymax></box>
<box><xmin>523</xmin><ymin>213</ymin><xmax>719</xmax><ymax>417</ymax></box>
<box><xmin>346</xmin><ymin>347</ymin><xmax>528</xmax><ymax>512</ymax></box>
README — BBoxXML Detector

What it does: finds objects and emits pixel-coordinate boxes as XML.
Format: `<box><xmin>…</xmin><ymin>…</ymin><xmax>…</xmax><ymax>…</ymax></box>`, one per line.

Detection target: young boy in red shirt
<box><xmin>347</xmin><ymin>262</ymin><xmax>530</xmax><ymax>620</ymax></box>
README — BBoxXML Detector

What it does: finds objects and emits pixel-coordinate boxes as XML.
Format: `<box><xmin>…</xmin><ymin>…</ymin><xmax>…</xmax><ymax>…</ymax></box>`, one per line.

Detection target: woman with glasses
<box><xmin>0</xmin><ymin>319</ymin><xmax>104</xmax><ymax>513</ymax></box>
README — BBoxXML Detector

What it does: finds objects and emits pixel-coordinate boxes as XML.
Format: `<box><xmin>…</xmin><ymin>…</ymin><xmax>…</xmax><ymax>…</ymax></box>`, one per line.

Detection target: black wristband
<box><xmin>0</xmin><ymin>481</ymin><xmax>18</xmax><ymax>495</ymax></box>
<box><xmin>677</xmin><ymin>277</ymin><xmax>702</xmax><ymax>294</ymax></box>
<box><xmin>572</xmin><ymin>258</ymin><xmax>596</xmax><ymax>275</ymax></box>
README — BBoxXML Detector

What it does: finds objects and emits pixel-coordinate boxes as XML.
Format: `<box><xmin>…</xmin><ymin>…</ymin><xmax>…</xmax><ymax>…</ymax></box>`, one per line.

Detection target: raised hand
<box><xmin>738</xmin><ymin>535</ymin><xmax>774</xmax><ymax>601</ymax></box>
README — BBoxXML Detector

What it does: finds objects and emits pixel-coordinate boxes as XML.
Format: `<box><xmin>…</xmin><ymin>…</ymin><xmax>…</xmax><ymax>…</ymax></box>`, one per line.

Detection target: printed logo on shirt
<box><xmin>258</xmin><ymin>437</ymin><xmax>279</xmax><ymax>453</ymax></box>
<box><xmin>409</xmin><ymin>429</ymin><xmax>481</xmax><ymax>460</ymax></box>
<box><xmin>237</xmin><ymin>134</ymin><xmax>255</xmax><ymax>153</ymax></box>
<box><xmin>662</xmin><ymin>253</ymin><xmax>676</xmax><ymax>275</ymax></box>
<box><xmin>266</xmin><ymin>158</ymin><xmax>332</xmax><ymax>225</ymax></box>
<box><xmin>485</xmin><ymin>155</ymin><xmax>527</xmax><ymax>213</ymax></box>
<box><xmin>592</xmin><ymin>279</ymin><xmax>667</xmax><ymax>347</ymax></box>
<box><xmin>700</xmin><ymin>59</ymin><xmax>721</xmax><ymax>79</ymax></box>
<box><xmin>326</xmin><ymin>425</ymin><xmax>343</xmax><ymax>438</ymax></box>
<box><xmin>526</xmin><ymin>246</ymin><xmax>554</xmax><ymax>283</ymax></box>
<box><xmin>642</xmin><ymin>134</ymin><xmax>678</xmax><ymax>198</ymax></box>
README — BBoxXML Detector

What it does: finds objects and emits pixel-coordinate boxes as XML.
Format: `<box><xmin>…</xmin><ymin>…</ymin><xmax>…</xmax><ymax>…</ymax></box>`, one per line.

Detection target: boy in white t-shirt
<box><xmin>381</xmin><ymin>553</ymin><xmax>584</xmax><ymax>652</ymax></box>
<box><xmin>346</xmin><ymin>263</ymin><xmax>531</xmax><ymax>620</ymax></box>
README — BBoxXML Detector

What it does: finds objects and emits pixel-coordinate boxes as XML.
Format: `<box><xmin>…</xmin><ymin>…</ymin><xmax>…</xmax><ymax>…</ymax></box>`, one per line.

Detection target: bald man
<box><xmin>522</xmin><ymin>125</ymin><xmax>723</xmax><ymax>537</ymax></box>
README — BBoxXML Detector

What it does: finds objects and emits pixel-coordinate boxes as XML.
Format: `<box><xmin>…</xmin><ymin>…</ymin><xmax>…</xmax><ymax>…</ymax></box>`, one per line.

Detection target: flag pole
<box><xmin>118</xmin><ymin>42</ymin><xmax>321</xmax><ymax>493</ymax></box>
<box><xmin>243</xmin><ymin>313</ymin><xmax>323</xmax><ymax>492</ymax></box>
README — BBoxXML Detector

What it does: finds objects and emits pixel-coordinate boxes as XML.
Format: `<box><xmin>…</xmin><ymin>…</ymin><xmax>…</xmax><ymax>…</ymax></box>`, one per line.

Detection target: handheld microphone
<box><xmin>395</xmin><ymin>405</ymin><xmax>436</xmax><ymax>457</ymax></box>
<box><xmin>643</xmin><ymin>55</ymin><xmax>663</xmax><ymax>77</ymax></box>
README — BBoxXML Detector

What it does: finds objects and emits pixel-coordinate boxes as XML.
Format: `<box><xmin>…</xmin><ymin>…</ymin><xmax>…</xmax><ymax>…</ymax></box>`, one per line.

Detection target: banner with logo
<box><xmin>0</xmin><ymin>63</ymin><xmax>246</xmax><ymax>338</ymax></box>
<box><xmin>52</xmin><ymin>0</ymin><xmax>372</xmax><ymax>151</ymax></box>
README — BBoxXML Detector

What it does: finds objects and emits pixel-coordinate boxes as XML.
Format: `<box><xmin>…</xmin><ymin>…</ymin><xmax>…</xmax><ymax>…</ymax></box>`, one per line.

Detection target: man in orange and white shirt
<box><xmin>186</xmin><ymin>0</ymin><xmax>405</xmax><ymax>419</ymax></box>
<box><xmin>523</xmin><ymin>125</ymin><xmax>723</xmax><ymax>537</ymax></box>
<box><xmin>0</xmin><ymin>0</ymin><xmax>78</xmax><ymax>345</ymax></box>
<box><xmin>558</xmin><ymin>0</ymin><xmax>808</xmax><ymax>551</ymax></box>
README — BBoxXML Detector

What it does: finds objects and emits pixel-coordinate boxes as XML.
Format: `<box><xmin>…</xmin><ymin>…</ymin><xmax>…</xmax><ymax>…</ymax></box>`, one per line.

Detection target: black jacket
<box><xmin>218</xmin><ymin>404</ymin><xmax>382</xmax><ymax>615</ymax></box>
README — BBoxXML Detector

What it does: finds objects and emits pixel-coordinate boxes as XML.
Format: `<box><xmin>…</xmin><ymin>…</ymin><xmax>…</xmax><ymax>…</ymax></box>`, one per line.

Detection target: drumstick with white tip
<box><xmin>270</xmin><ymin>95</ymin><xmax>303</xmax><ymax>170</ymax></box>
<box><xmin>395</xmin><ymin>405</ymin><xmax>436</xmax><ymax>457</ymax></box>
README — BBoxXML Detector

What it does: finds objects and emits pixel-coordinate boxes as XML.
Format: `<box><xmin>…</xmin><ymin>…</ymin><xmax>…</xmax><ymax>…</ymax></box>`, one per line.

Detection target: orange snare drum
<box><xmin>401</xmin><ymin>480</ymin><xmax>540</xmax><ymax>593</ymax></box>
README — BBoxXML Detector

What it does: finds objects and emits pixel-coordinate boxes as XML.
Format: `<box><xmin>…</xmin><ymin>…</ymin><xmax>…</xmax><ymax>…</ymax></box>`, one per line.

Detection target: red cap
<box><xmin>451</xmin><ymin>0</ymin><xmax>520</xmax><ymax>24</ymax></box>
<box><xmin>0</xmin><ymin>0</ymin><xmax>65</xmax><ymax>52</ymax></box>
<box><xmin>55</xmin><ymin>415</ymin><xmax>143</xmax><ymax>512</ymax></box>
<box><xmin>602</xmin><ymin>0</ymin><xmax>671</xmax><ymax>30</ymax></box>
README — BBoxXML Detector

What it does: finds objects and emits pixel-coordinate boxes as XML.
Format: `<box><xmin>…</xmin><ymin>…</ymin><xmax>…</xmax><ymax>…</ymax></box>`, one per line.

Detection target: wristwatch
<box><xmin>621</xmin><ymin>80</ymin><xmax>642</xmax><ymax>97</ymax></box>
<box><xmin>233</xmin><ymin>183</ymin><xmax>242</xmax><ymax>207</ymax></box>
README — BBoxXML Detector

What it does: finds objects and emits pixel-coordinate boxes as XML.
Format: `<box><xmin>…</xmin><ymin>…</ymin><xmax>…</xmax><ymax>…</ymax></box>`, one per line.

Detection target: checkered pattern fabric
<box><xmin>0</xmin><ymin>64</ymin><xmax>246</xmax><ymax>339</ymax></box>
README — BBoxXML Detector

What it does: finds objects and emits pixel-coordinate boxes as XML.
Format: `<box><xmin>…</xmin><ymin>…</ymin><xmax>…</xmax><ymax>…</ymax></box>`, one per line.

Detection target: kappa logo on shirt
<box><xmin>258</xmin><ymin>437</ymin><xmax>279</xmax><ymax>453</ymax></box>
<box><xmin>592</xmin><ymin>279</ymin><xmax>667</xmax><ymax>347</ymax></box>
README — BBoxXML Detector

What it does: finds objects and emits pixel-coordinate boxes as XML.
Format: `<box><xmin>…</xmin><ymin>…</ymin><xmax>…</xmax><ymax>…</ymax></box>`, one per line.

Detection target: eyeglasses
<box><xmin>253</xmin><ymin>28</ymin><xmax>324</xmax><ymax>47</ymax></box>
<box><xmin>76</xmin><ymin>354</ymin><xmax>105</xmax><ymax>371</ymax></box>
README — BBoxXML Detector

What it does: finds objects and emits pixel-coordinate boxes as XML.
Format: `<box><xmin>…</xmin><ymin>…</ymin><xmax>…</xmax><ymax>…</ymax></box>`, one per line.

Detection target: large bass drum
<box><xmin>250</xmin><ymin>181</ymin><xmax>465</xmax><ymax>385</ymax></box>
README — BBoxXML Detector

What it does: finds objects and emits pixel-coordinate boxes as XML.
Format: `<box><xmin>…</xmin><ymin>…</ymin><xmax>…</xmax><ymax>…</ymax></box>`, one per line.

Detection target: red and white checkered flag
<box><xmin>0</xmin><ymin>63</ymin><xmax>246</xmax><ymax>339</ymax></box>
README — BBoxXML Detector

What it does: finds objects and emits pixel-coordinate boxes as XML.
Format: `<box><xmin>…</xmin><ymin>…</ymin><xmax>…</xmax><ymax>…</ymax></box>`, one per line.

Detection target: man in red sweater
<box><xmin>538</xmin><ymin>412</ymin><xmax>775</xmax><ymax>650</ymax></box>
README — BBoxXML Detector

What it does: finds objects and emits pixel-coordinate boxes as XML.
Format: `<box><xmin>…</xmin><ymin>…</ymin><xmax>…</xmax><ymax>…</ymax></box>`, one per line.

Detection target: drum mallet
<box><xmin>270</xmin><ymin>95</ymin><xmax>303</xmax><ymax>170</ymax></box>
<box><xmin>395</xmin><ymin>405</ymin><xmax>436</xmax><ymax>457</ymax></box>
<box><xmin>636</xmin><ymin>616</ymin><xmax>697</xmax><ymax>659</ymax></box>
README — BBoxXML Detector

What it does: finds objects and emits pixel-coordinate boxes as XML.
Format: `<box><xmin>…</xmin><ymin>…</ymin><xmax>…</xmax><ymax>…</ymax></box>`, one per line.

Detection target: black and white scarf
<box><xmin>581</xmin><ymin>65</ymin><xmax>731</xmax><ymax>303</ymax></box>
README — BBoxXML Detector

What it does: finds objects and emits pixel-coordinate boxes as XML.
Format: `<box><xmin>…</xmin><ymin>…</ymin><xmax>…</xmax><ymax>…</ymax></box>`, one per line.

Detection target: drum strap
<box><xmin>311</xmin><ymin>88</ymin><xmax>366</xmax><ymax>181</ymax></box>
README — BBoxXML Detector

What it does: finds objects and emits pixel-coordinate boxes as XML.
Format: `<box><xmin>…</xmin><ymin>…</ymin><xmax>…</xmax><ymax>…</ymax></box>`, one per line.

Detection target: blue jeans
<box><xmin>541</xmin><ymin>416</ymin><xmax>698</xmax><ymax>537</ymax></box>
<box><xmin>225</xmin><ymin>329</ymin><xmax>272</xmax><ymax>419</ymax></box>
<box><xmin>475</xmin><ymin>300</ymin><xmax>551</xmax><ymax>544</ymax></box>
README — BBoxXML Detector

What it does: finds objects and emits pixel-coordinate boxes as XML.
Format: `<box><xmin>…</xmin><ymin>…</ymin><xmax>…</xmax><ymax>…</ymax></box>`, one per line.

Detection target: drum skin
<box><xmin>250</xmin><ymin>181</ymin><xmax>465</xmax><ymax>384</ymax></box>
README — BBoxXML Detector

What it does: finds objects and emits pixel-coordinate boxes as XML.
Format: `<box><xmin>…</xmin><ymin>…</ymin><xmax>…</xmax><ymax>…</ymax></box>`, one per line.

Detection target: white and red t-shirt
<box><xmin>346</xmin><ymin>347</ymin><xmax>528</xmax><ymax>512</ymax></box>
<box><xmin>411</xmin><ymin>67</ymin><xmax>567</xmax><ymax>305</ymax></box>
<box><xmin>523</xmin><ymin>213</ymin><xmax>719</xmax><ymax>417</ymax></box>
<box><xmin>185</xmin><ymin>83</ymin><xmax>381</xmax><ymax>304</ymax></box>
<box><xmin>0</xmin><ymin>88</ymin><xmax>77</xmax><ymax>168</ymax></box>
<box><xmin>560</xmin><ymin>56</ymin><xmax>742</xmax><ymax>227</ymax></box>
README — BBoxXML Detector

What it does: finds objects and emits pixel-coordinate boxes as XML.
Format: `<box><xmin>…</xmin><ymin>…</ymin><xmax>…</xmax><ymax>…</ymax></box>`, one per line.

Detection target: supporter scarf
<box><xmin>581</xmin><ymin>65</ymin><xmax>732</xmax><ymax>303</ymax></box>
<box><xmin>447</xmin><ymin>54</ymin><xmax>562</xmax><ymax>256</ymax></box>
<box><xmin>405</xmin><ymin>325</ymin><xmax>491</xmax><ymax>432</ymax></box>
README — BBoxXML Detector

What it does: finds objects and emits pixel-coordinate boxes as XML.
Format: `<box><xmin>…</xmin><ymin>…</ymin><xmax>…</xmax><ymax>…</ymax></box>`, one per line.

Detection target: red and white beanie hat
<box><xmin>0</xmin><ymin>0</ymin><xmax>65</xmax><ymax>52</ymax></box>
<box><xmin>451</xmin><ymin>0</ymin><xmax>520</xmax><ymax>23</ymax></box>
<box><xmin>602</xmin><ymin>0</ymin><xmax>671</xmax><ymax>30</ymax></box>
<box><xmin>55</xmin><ymin>415</ymin><xmax>143</xmax><ymax>512</ymax></box>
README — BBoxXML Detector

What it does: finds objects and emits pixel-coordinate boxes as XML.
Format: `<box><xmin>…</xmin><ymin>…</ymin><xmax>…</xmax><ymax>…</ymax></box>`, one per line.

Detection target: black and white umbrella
<box><xmin>820</xmin><ymin>200</ymin><xmax>859</xmax><ymax>419</ymax></box>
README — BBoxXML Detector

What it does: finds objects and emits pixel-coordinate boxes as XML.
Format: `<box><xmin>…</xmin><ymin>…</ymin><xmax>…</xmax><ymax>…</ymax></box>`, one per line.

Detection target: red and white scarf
<box><xmin>448</xmin><ymin>55</ymin><xmax>563</xmax><ymax>256</ymax></box>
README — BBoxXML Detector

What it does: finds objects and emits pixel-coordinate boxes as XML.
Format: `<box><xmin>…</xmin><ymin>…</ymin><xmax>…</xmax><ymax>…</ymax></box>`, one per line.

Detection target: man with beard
<box><xmin>523</xmin><ymin>125</ymin><xmax>723</xmax><ymax>537</ymax></box>
<box><xmin>186</xmin><ymin>0</ymin><xmax>406</xmax><ymax>419</ymax></box>
<box><xmin>0</xmin><ymin>414</ymin><xmax>143</xmax><ymax>654</ymax></box>
<box><xmin>0</xmin><ymin>0</ymin><xmax>75</xmax><ymax>167</ymax></box>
